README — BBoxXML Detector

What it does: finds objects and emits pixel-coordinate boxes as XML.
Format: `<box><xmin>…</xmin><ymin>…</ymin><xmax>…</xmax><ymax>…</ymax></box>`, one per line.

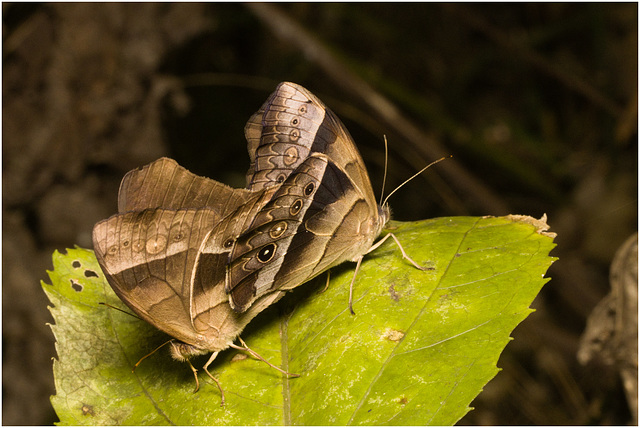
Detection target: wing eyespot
<box><xmin>257</xmin><ymin>243</ymin><xmax>277</xmax><ymax>263</ymax></box>
<box><xmin>304</xmin><ymin>182</ymin><xmax>315</xmax><ymax>196</ymax></box>
<box><xmin>290</xmin><ymin>199</ymin><xmax>303</xmax><ymax>216</ymax></box>
<box><xmin>224</xmin><ymin>238</ymin><xmax>234</xmax><ymax>248</ymax></box>
<box><xmin>146</xmin><ymin>235</ymin><xmax>167</xmax><ymax>255</ymax></box>
<box><xmin>269</xmin><ymin>221</ymin><xmax>287</xmax><ymax>239</ymax></box>
<box><xmin>276</xmin><ymin>174</ymin><xmax>286</xmax><ymax>183</ymax></box>
<box><xmin>283</xmin><ymin>146</ymin><xmax>299</xmax><ymax>166</ymax></box>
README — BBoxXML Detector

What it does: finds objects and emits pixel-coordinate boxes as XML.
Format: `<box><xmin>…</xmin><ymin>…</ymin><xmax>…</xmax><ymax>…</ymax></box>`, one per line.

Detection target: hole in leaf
<box><xmin>84</xmin><ymin>270</ymin><xmax>98</xmax><ymax>278</ymax></box>
<box><xmin>70</xmin><ymin>279</ymin><xmax>83</xmax><ymax>292</ymax></box>
<box><xmin>72</xmin><ymin>260</ymin><xmax>81</xmax><ymax>268</ymax></box>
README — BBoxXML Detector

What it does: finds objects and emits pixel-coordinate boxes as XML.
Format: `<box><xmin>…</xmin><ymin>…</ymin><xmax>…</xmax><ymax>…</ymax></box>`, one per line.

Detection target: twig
<box><xmin>443</xmin><ymin>3</ymin><xmax>624</xmax><ymax>117</ymax></box>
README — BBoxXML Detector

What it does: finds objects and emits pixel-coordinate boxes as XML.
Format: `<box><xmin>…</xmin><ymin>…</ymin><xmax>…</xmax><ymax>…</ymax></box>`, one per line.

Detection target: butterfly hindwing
<box><xmin>92</xmin><ymin>208</ymin><xmax>219</xmax><ymax>347</ymax></box>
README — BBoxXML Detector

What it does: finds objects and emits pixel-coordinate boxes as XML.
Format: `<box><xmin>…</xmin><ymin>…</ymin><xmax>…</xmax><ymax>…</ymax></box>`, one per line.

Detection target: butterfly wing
<box><xmin>93</xmin><ymin>208</ymin><xmax>222</xmax><ymax>348</ymax></box>
<box><xmin>226</xmin><ymin>153</ymin><xmax>381</xmax><ymax>312</ymax></box>
<box><xmin>118</xmin><ymin>157</ymin><xmax>252</xmax><ymax>214</ymax></box>
<box><xmin>189</xmin><ymin>186</ymin><xmax>280</xmax><ymax>333</ymax></box>
<box><xmin>244</xmin><ymin>82</ymin><xmax>378</xmax><ymax>212</ymax></box>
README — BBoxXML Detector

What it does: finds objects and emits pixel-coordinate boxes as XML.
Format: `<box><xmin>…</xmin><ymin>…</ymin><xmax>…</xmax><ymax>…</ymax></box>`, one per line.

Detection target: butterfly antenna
<box><xmin>132</xmin><ymin>339</ymin><xmax>175</xmax><ymax>372</ymax></box>
<box><xmin>379</xmin><ymin>135</ymin><xmax>389</xmax><ymax>203</ymax></box>
<box><xmin>99</xmin><ymin>302</ymin><xmax>142</xmax><ymax>320</ymax></box>
<box><xmin>381</xmin><ymin>156</ymin><xmax>450</xmax><ymax>208</ymax></box>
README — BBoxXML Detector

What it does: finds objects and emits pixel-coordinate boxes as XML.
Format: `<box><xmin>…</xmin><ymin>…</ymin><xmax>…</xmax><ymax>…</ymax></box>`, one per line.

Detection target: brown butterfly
<box><xmin>92</xmin><ymin>82</ymin><xmax>427</xmax><ymax>403</ymax></box>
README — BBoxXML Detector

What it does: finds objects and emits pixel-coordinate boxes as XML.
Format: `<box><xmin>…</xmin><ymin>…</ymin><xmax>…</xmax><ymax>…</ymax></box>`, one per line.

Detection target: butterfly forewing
<box><xmin>119</xmin><ymin>157</ymin><xmax>252</xmax><ymax>214</ymax></box>
<box><xmin>245</xmin><ymin>82</ymin><xmax>376</xmax><ymax>208</ymax></box>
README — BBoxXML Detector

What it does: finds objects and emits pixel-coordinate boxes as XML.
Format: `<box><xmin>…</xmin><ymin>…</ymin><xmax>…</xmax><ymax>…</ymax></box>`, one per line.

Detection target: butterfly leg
<box><xmin>348</xmin><ymin>233</ymin><xmax>430</xmax><ymax>315</ymax></box>
<box><xmin>368</xmin><ymin>233</ymin><xmax>429</xmax><ymax>271</ymax></box>
<box><xmin>320</xmin><ymin>270</ymin><xmax>331</xmax><ymax>293</ymax></box>
<box><xmin>230</xmin><ymin>338</ymin><xmax>300</xmax><ymax>378</ymax></box>
<box><xmin>132</xmin><ymin>339</ymin><xmax>174</xmax><ymax>373</ymax></box>
<box><xmin>348</xmin><ymin>256</ymin><xmax>364</xmax><ymax>315</ymax></box>
<box><xmin>185</xmin><ymin>359</ymin><xmax>201</xmax><ymax>393</ymax></box>
<box><xmin>202</xmin><ymin>351</ymin><xmax>225</xmax><ymax>406</ymax></box>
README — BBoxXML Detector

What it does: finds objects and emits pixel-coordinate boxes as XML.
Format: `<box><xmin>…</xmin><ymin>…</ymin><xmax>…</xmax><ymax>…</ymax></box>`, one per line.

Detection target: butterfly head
<box><xmin>169</xmin><ymin>341</ymin><xmax>209</xmax><ymax>362</ymax></box>
<box><xmin>377</xmin><ymin>203</ymin><xmax>391</xmax><ymax>234</ymax></box>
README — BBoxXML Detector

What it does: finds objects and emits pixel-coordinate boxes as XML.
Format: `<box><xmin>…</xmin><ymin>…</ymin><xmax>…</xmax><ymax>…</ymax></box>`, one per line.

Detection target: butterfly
<box><xmin>92</xmin><ymin>81</ymin><xmax>427</xmax><ymax>403</ymax></box>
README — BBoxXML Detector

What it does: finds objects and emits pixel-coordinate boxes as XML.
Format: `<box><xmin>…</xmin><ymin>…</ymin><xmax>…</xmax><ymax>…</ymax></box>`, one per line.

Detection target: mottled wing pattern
<box><xmin>244</xmin><ymin>83</ymin><xmax>324</xmax><ymax>190</ymax></box>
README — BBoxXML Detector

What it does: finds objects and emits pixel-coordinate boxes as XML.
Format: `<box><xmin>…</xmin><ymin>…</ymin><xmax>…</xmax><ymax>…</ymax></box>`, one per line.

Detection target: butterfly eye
<box><xmin>257</xmin><ymin>243</ymin><xmax>277</xmax><ymax>263</ymax></box>
<box><xmin>304</xmin><ymin>183</ymin><xmax>315</xmax><ymax>196</ymax></box>
<box><xmin>290</xmin><ymin>199</ymin><xmax>303</xmax><ymax>216</ymax></box>
<box><xmin>269</xmin><ymin>221</ymin><xmax>287</xmax><ymax>239</ymax></box>
<box><xmin>223</xmin><ymin>238</ymin><xmax>234</xmax><ymax>248</ymax></box>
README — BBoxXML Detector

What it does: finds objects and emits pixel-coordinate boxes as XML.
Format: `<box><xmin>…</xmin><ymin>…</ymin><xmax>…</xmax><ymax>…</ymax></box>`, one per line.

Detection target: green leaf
<box><xmin>43</xmin><ymin>216</ymin><xmax>556</xmax><ymax>425</ymax></box>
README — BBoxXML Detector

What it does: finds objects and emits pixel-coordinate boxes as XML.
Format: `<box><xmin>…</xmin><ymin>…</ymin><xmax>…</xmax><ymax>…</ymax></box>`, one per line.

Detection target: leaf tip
<box><xmin>506</xmin><ymin>214</ymin><xmax>556</xmax><ymax>239</ymax></box>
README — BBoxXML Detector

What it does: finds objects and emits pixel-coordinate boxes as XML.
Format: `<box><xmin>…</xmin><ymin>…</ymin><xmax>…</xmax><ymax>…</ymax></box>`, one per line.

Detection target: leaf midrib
<box><xmin>345</xmin><ymin>217</ymin><xmax>481</xmax><ymax>425</ymax></box>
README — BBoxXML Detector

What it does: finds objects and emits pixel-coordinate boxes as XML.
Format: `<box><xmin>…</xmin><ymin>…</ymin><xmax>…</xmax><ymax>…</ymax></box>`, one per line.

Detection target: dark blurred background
<box><xmin>3</xmin><ymin>3</ymin><xmax>637</xmax><ymax>425</ymax></box>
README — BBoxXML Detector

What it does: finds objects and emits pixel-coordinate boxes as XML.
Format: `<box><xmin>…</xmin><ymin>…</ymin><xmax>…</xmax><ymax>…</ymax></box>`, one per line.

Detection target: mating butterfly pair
<box><xmin>92</xmin><ymin>82</ymin><xmax>425</xmax><ymax>404</ymax></box>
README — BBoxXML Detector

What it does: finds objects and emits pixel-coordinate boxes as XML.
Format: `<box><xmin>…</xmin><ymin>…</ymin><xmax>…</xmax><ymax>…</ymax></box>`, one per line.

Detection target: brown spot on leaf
<box><xmin>231</xmin><ymin>353</ymin><xmax>248</xmax><ymax>363</ymax></box>
<box><xmin>81</xmin><ymin>404</ymin><xmax>94</xmax><ymax>416</ymax></box>
<box><xmin>398</xmin><ymin>396</ymin><xmax>408</xmax><ymax>405</ymax></box>
<box><xmin>388</xmin><ymin>283</ymin><xmax>400</xmax><ymax>301</ymax></box>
